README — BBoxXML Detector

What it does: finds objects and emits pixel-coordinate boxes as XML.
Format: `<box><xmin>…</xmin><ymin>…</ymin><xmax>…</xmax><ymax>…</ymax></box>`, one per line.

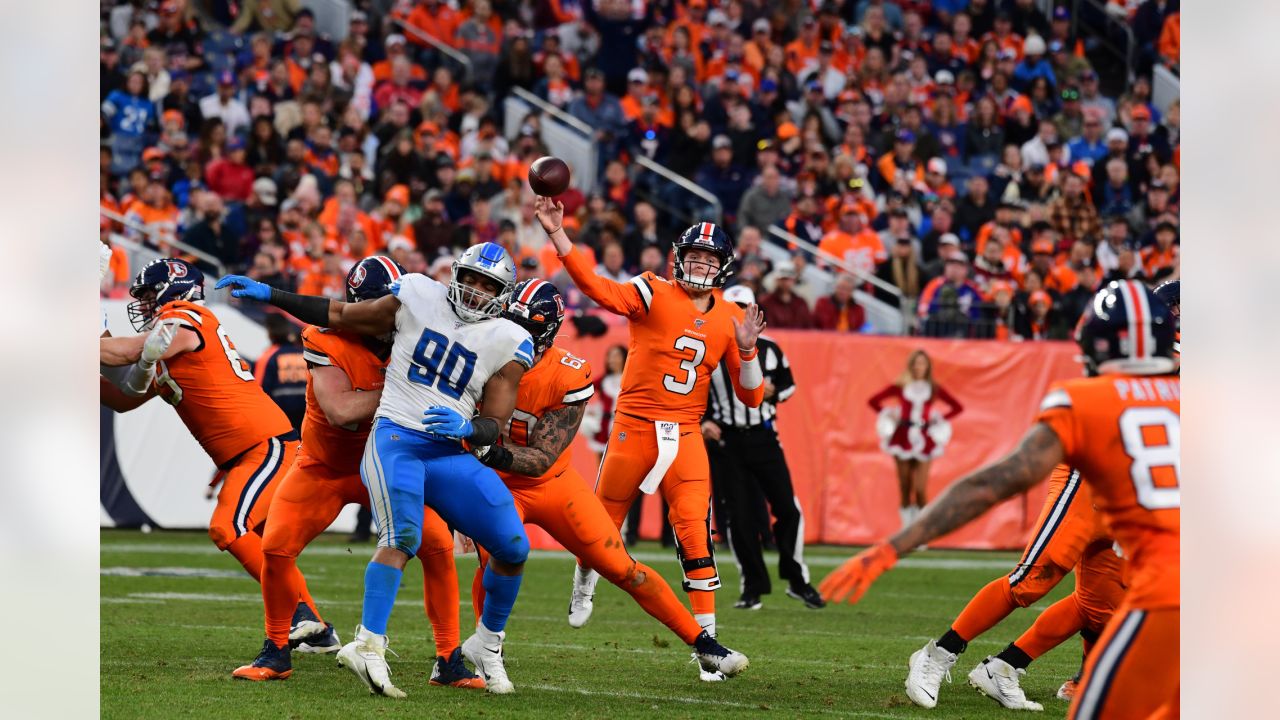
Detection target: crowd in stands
<box><xmin>100</xmin><ymin>0</ymin><xmax>1180</xmax><ymax>342</ymax></box>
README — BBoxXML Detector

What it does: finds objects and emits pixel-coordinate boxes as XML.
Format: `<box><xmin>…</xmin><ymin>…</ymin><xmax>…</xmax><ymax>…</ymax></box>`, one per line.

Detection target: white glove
<box><xmin>141</xmin><ymin>322</ymin><xmax>177</xmax><ymax>364</ymax></box>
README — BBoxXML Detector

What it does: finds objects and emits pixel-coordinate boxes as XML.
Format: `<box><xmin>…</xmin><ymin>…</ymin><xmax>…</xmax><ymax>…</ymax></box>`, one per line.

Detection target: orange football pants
<box><xmin>953</xmin><ymin>468</ymin><xmax>1106</xmax><ymax>642</ymax></box>
<box><xmin>208</xmin><ymin>436</ymin><xmax>298</xmax><ymax>582</ymax></box>
<box><xmin>1068</xmin><ymin>604</ymin><xmax>1180</xmax><ymax>720</ymax></box>
<box><xmin>594</xmin><ymin>414</ymin><xmax>718</xmax><ymax>615</ymax></box>
<box><xmin>473</xmin><ymin>467</ymin><xmax>704</xmax><ymax>644</ymax></box>
<box><xmin>260</xmin><ymin>447</ymin><xmax>459</xmax><ymax>653</ymax></box>
<box><xmin>1015</xmin><ymin>539</ymin><xmax>1126</xmax><ymax>660</ymax></box>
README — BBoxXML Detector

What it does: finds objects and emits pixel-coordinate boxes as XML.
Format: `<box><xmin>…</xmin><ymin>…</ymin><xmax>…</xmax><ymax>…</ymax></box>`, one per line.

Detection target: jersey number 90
<box><xmin>408</xmin><ymin>328</ymin><xmax>477</xmax><ymax>400</ymax></box>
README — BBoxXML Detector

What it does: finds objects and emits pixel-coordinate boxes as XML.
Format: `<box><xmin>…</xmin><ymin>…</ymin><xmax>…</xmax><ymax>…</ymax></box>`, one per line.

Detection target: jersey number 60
<box><xmin>408</xmin><ymin>328</ymin><xmax>477</xmax><ymax>400</ymax></box>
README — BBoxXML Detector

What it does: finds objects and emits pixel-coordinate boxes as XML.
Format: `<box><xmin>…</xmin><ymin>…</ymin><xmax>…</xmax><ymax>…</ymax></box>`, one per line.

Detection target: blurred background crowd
<box><xmin>100</xmin><ymin>0</ymin><xmax>1180</xmax><ymax>340</ymax></box>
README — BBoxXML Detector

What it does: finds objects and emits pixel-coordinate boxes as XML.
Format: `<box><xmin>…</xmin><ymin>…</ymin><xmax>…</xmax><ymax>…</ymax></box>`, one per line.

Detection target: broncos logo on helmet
<box><xmin>1075</xmin><ymin>280</ymin><xmax>1177</xmax><ymax>377</ymax></box>
<box><xmin>345</xmin><ymin>255</ymin><xmax>405</xmax><ymax>303</ymax></box>
<box><xmin>127</xmin><ymin>258</ymin><xmax>205</xmax><ymax>331</ymax></box>
<box><xmin>673</xmin><ymin>222</ymin><xmax>735</xmax><ymax>290</ymax></box>
<box><xmin>503</xmin><ymin>279</ymin><xmax>565</xmax><ymax>355</ymax></box>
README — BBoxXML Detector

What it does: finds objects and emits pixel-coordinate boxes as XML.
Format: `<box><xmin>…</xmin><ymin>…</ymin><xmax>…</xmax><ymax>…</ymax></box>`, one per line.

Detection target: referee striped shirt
<box><xmin>707</xmin><ymin>335</ymin><xmax>795</xmax><ymax>429</ymax></box>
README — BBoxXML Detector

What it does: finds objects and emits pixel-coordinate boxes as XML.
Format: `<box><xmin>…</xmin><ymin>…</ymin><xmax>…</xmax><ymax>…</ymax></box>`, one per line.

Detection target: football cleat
<box><xmin>968</xmin><ymin>657</ymin><xmax>1044</xmax><ymax>711</ymax></box>
<box><xmin>292</xmin><ymin>622</ymin><xmax>341</xmax><ymax>654</ymax></box>
<box><xmin>1057</xmin><ymin>678</ymin><xmax>1078</xmax><ymax>701</ymax></box>
<box><xmin>786</xmin><ymin>583</ymin><xmax>827</xmax><ymax>609</ymax></box>
<box><xmin>905</xmin><ymin>639</ymin><xmax>957</xmax><ymax>709</ymax></box>
<box><xmin>289</xmin><ymin>601</ymin><xmax>326</xmax><ymax>642</ymax></box>
<box><xmin>462</xmin><ymin>627</ymin><xmax>515</xmax><ymax>694</ymax></box>
<box><xmin>336</xmin><ymin>625</ymin><xmax>406</xmax><ymax>699</ymax></box>
<box><xmin>232</xmin><ymin>639</ymin><xmax>292</xmax><ymax>681</ymax></box>
<box><xmin>430</xmin><ymin>646</ymin><xmax>486</xmax><ymax>690</ymax></box>
<box><xmin>733</xmin><ymin>593</ymin><xmax>762</xmax><ymax>610</ymax></box>
<box><xmin>568</xmin><ymin>566</ymin><xmax>599</xmax><ymax>628</ymax></box>
<box><xmin>693</xmin><ymin>631</ymin><xmax>749</xmax><ymax>678</ymax></box>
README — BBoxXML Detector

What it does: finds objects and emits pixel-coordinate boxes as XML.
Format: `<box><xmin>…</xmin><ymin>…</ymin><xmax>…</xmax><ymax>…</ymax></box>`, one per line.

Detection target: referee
<box><xmin>703</xmin><ymin>286</ymin><xmax>825</xmax><ymax>610</ymax></box>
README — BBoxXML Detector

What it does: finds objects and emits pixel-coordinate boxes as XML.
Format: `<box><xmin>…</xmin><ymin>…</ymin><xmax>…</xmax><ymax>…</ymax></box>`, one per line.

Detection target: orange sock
<box><xmin>226</xmin><ymin>532</ymin><xmax>265</xmax><ymax>582</ymax></box>
<box><xmin>292</xmin><ymin>564</ymin><xmax>320</xmax><ymax>620</ymax></box>
<box><xmin>620</xmin><ymin>562</ymin><xmax>703</xmax><ymax>645</ymax></box>
<box><xmin>950</xmin><ymin>577</ymin><xmax>1018</xmax><ymax>642</ymax></box>
<box><xmin>262</xmin><ymin>553</ymin><xmax>301</xmax><ymax>647</ymax></box>
<box><xmin>470</xmin><ymin>547</ymin><xmax>489</xmax><ymax>627</ymax></box>
<box><xmin>418</xmin><ymin>547</ymin><xmax>460</xmax><ymax>656</ymax></box>
<box><xmin>1013</xmin><ymin>593</ymin><xmax>1085</xmax><ymax>660</ymax></box>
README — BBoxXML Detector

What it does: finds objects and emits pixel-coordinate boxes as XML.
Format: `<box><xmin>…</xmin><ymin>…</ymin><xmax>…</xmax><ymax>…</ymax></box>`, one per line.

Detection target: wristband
<box><xmin>468</xmin><ymin>417</ymin><xmax>501</xmax><ymax>446</ymax></box>
<box><xmin>478</xmin><ymin>444</ymin><xmax>514</xmax><ymax>471</ymax></box>
<box><xmin>268</xmin><ymin>288</ymin><xmax>333</xmax><ymax>327</ymax></box>
<box><xmin>738</xmin><ymin>345</ymin><xmax>758</xmax><ymax>360</ymax></box>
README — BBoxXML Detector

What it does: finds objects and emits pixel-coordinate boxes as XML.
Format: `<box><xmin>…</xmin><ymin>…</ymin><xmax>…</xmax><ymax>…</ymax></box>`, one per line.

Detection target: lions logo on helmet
<box><xmin>449</xmin><ymin>242</ymin><xmax>516</xmax><ymax>322</ymax></box>
<box><xmin>673</xmin><ymin>222</ymin><xmax>735</xmax><ymax>290</ymax></box>
<box><xmin>345</xmin><ymin>255</ymin><xmax>404</xmax><ymax>303</ymax></box>
<box><xmin>503</xmin><ymin>279</ymin><xmax>565</xmax><ymax>354</ymax></box>
<box><xmin>1075</xmin><ymin>280</ymin><xmax>1177</xmax><ymax>377</ymax></box>
<box><xmin>127</xmin><ymin>258</ymin><xmax>205</xmax><ymax>331</ymax></box>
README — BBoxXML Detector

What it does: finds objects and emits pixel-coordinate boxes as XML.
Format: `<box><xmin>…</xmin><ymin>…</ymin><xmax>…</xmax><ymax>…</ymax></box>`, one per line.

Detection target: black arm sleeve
<box><xmin>268</xmin><ymin>288</ymin><xmax>333</xmax><ymax>327</ymax></box>
<box><xmin>478</xmin><ymin>443</ymin><xmax>514</xmax><ymax>471</ymax></box>
<box><xmin>468</xmin><ymin>417</ymin><xmax>501</xmax><ymax>446</ymax></box>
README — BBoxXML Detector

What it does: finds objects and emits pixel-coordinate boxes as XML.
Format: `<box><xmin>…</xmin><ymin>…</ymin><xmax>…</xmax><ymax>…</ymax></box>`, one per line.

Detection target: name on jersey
<box><xmin>1113</xmin><ymin>377</ymin><xmax>1180</xmax><ymax>402</ymax></box>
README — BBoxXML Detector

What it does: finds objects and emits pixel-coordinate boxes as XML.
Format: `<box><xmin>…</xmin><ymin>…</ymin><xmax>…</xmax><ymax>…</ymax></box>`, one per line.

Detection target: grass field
<box><xmin>102</xmin><ymin>529</ymin><xmax>1079</xmax><ymax>719</ymax></box>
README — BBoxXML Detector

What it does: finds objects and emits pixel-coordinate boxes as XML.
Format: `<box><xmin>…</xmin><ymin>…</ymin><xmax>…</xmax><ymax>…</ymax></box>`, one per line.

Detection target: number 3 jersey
<box><xmin>1037</xmin><ymin>373</ymin><xmax>1180</xmax><ymax>609</ymax></box>
<box><xmin>152</xmin><ymin>301</ymin><xmax>293</xmax><ymax>467</ymax></box>
<box><xmin>378</xmin><ymin>274</ymin><xmax>534</xmax><ymax>431</ymax></box>
<box><xmin>560</xmin><ymin>249</ymin><xmax>763</xmax><ymax>425</ymax></box>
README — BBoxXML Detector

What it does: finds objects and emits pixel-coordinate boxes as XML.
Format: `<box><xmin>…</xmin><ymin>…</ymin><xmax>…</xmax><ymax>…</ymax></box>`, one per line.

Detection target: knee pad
<box><xmin>489</xmin><ymin>528</ymin><xmax>530</xmax><ymax>566</ymax></box>
<box><xmin>208</xmin><ymin>524</ymin><xmax>234</xmax><ymax>551</ymax></box>
<box><xmin>680</xmin><ymin>555</ymin><xmax>720</xmax><ymax>592</ymax></box>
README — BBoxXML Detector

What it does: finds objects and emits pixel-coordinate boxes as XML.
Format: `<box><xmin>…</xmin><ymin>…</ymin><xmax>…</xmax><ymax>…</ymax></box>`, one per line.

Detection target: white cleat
<box><xmin>568</xmin><ymin>566</ymin><xmax>599</xmax><ymax>629</ymax></box>
<box><xmin>968</xmin><ymin>657</ymin><xmax>1044</xmax><ymax>711</ymax></box>
<box><xmin>463</xmin><ymin>625</ymin><xmax>515</xmax><ymax>694</ymax></box>
<box><xmin>905</xmin><ymin>640</ymin><xmax>958</xmax><ymax>709</ymax></box>
<box><xmin>692</xmin><ymin>635</ymin><xmax>749</xmax><ymax>678</ymax></box>
<box><xmin>336</xmin><ymin>625</ymin><xmax>405</xmax><ymax>698</ymax></box>
<box><xmin>1056</xmin><ymin>678</ymin><xmax>1078</xmax><ymax>701</ymax></box>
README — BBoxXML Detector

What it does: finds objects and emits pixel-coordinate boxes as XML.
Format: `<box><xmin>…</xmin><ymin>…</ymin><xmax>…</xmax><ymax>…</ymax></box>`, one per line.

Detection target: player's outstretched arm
<box><xmin>889</xmin><ymin>422</ymin><xmax>1064</xmax><ymax>555</ymax></box>
<box><xmin>534</xmin><ymin>196</ymin><xmax>646</xmax><ymax>317</ymax></box>
<box><xmin>214</xmin><ymin>276</ymin><xmax>398</xmax><ymax>336</ymax></box>
<box><xmin>311</xmin><ymin>365</ymin><xmax>382</xmax><ymax>428</ymax></box>
<box><xmin>477</xmin><ymin>401</ymin><xmax>587</xmax><ymax>476</ymax></box>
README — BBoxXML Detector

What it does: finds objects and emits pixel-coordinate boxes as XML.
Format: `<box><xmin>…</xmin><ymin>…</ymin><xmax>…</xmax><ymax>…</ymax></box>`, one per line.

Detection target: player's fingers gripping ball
<box><xmin>214</xmin><ymin>274</ymin><xmax>272</xmax><ymax>301</ymax></box>
<box><xmin>422</xmin><ymin>406</ymin><xmax>473</xmax><ymax>439</ymax></box>
<box><xmin>819</xmin><ymin>542</ymin><xmax>898</xmax><ymax>604</ymax></box>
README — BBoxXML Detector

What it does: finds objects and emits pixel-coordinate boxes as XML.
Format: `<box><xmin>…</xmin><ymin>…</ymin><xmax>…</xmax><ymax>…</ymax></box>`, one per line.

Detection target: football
<box><xmin>528</xmin><ymin>155</ymin><xmax>571</xmax><ymax>196</ymax></box>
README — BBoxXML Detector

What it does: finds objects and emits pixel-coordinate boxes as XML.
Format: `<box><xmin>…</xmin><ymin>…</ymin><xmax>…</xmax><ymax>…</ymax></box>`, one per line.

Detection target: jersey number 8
<box><xmin>1118</xmin><ymin>406</ymin><xmax>1180</xmax><ymax>511</ymax></box>
<box><xmin>408</xmin><ymin>328</ymin><xmax>477</xmax><ymax>400</ymax></box>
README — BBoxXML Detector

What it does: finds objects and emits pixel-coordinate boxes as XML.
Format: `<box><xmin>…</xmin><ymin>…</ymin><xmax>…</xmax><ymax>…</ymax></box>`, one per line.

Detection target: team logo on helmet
<box><xmin>166</xmin><ymin>260</ymin><xmax>188</xmax><ymax>278</ymax></box>
<box><xmin>349</xmin><ymin>264</ymin><xmax>367</xmax><ymax>288</ymax></box>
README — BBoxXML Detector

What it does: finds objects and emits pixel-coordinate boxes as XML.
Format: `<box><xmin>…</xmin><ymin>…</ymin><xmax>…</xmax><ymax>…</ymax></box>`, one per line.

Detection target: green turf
<box><xmin>102</xmin><ymin>529</ymin><xmax>1078</xmax><ymax>719</ymax></box>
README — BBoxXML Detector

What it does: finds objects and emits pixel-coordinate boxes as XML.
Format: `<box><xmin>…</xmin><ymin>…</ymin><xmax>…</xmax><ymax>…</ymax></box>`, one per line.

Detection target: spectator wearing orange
<box><xmin>318</xmin><ymin>179</ymin><xmax>378</xmax><ymax>248</ymax></box>
<box><xmin>743</xmin><ymin>18</ymin><xmax>774</xmax><ymax>72</ymax></box>
<box><xmin>454</xmin><ymin>0</ymin><xmax>502</xmax><ymax>90</ymax></box>
<box><xmin>370</xmin><ymin>184</ymin><xmax>411</xmax><ymax>253</ymax></box>
<box><xmin>666</xmin><ymin>0</ymin><xmax>711</xmax><ymax>54</ymax></box>
<box><xmin>785</xmin><ymin>15</ymin><xmax>822</xmax><ymax>77</ymax></box>
<box><xmin>981</xmin><ymin>11</ymin><xmax>1025</xmax><ymax>61</ymax></box>
<box><xmin>1048</xmin><ymin>172</ymin><xmax>1101</xmax><ymax>243</ymax></box>
<box><xmin>372</xmin><ymin>35</ymin><xmax>428</xmax><ymax>84</ymax></box>
<box><xmin>1027</xmin><ymin>236</ymin><xmax>1077</xmax><ymax>295</ymax></box>
<box><xmin>819</xmin><ymin>204</ymin><xmax>886</xmax><ymax>278</ymax></box>
<box><xmin>1014</xmin><ymin>289</ymin><xmax>1068</xmax><ymax>340</ymax></box>
<box><xmin>951</xmin><ymin>11</ymin><xmax>981</xmax><ymax>64</ymax></box>
<box><xmin>813</xmin><ymin>274</ymin><xmax>865</xmax><ymax>332</ymax></box>
<box><xmin>760</xmin><ymin>262</ymin><xmax>814</xmax><ymax>329</ymax></box>
<box><xmin>876</xmin><ymin>129</ymin><xmax>925</xmax><ymax>191</ymax></box>
<box><xmin>124</xmin><ymin>180</ymin><xmax>179</xmax><ymax>246</ymax></box>
<box><xmin>406</xmin><ymin>0</ymin><xmax>459</xmax><ymax>49</ymax></box>
<box><xmin>919</xmin><ymin>158</ymin><xmax>956</xmax><ymax>199</ymax></box>
<box><xmin>620</xmin><ymin>67</ymin><xmax>656</xmax><ymax>123</ymax></box>
<box><xmin>1158</xmin><ymin>12</ymin><xmax>1180</xmax><ymax>70</ymax></box>
<box><xmin>1140</xmin><ymin>221</ymin><xmax>1179</xmax><ymax>282</ymax></box>
<box><xmin>296</xmin><ymin>238</ymin><xmax>348</xmax><ymax>299</ymax></box>
<box><xmin>664</xmin><ymin>24</ymin><xmax>706</xmax><ymax>84</ymax></box>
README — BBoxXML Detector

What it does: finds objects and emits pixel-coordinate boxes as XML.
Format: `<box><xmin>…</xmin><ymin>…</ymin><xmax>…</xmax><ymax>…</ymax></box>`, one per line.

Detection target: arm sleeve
<box><xmin>722</xmin><ymin>345</ymin><xmax>765</xmax><ymax>408</ymax></box>
<box><xmin>561</xmin><ymin>247</ymin><xmax>648</xmax><ymax>318</ymax></box>
<box><xmin>934</xmin><ymin>385</ymin><xmax>963</xmax><ymax>419</ymax></box>
<box><xmin>767</xmin><ymin>343</ymin><xmax>797</xmax><ymax>403</ymax></box>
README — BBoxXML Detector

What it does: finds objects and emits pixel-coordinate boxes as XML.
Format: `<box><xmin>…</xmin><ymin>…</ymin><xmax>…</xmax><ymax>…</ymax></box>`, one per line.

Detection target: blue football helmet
<box><xmin>673</xmin><ymin>222</ymin><xmax>735</xmax><ymax>290</ymax></box>
<box><xmin>1153</xmin><ymin>279</ymin><xmax>1180</xmax><ymax>358</ymax></box>
<box><xmin>1074</xmin><ymin>280</ymin><xmax>1177</xmax><ymax>376</ymax></box>
<box><xmin>127</xmin><ymin>258</ymin><xmax>205</xmax><ymax>331</ymax></box>
<box><xmin>449</xmin><ymin>242</ymin><xmax>516</xmax><ymax>322</ymax></box>
<box><xmin>346</xmin><ymin>255</ymin><xmax>405</xmax><ymax>303</ymax></box>
<box><xmin>503</xmin><ymin>279</ymin><xmax>565</xmax><ymax>354</ymax></box>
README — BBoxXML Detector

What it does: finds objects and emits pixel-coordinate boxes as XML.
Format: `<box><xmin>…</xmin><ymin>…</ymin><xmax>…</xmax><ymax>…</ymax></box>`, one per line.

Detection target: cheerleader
<box><xmin>868</xmin><ymin>350</ymin><xmax>963</xmax><ymax>528</ymax></box>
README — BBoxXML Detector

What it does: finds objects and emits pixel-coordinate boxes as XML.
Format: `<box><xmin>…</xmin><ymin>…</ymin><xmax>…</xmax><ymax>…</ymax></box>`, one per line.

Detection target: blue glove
<box><xmin>422</xmin><ymin>406</ymin><xmax>473</xmax><ymax>439</ymax></box>
<box><xmin>214</xmin><ymin>274</ymin><xmax>272</xmax><ymax>301</ymax></box>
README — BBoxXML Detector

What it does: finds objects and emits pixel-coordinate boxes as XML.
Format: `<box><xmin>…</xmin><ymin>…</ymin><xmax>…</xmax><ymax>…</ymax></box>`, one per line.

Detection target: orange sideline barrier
<box><xmin>523</xmin><ymin>326</ymin><xmax>1083</xmax><ymax>552</ymax></box>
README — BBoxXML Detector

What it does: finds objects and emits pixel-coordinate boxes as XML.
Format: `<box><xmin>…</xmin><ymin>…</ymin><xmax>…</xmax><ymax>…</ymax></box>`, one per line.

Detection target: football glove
<box><xmin>214</xmin><ymin>274</ymin><xmax>272</xmax><ymax>301</ymax></box>
<box><xmin>140</xmin><ymin>321</ymin><xmax>177</xmax><ymax>365</ymax></box>
<box><xmin>818</xmin><ymin>542</ymin><xmax>898</xmax><ymax>605</ymax></box>
<box><xmin>422</xmin><ymin>406</ymin><xmax>473</xmax><ymax>439</ymax></box>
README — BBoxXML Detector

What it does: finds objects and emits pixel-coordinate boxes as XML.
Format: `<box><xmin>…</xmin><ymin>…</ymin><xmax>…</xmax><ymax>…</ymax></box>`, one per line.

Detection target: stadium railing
<box><xmin>764</xmin><ymin>225</ymin><xmax>909</xmax><ymax>335</ymax></box>
<box><xmin>631</xmin><ymin>155</ymin><xmax>724</xmax><ymax>228</ymax></box>
<box><xmin>100</xmin><ymin>207</ymin><xmax>229</xmax><ymax>301</ymax></box>
<box><xmin>505</xmin><ymin>86</ymin><xmax>599</xmax><ymax>194</ymax></box>
<box><xmin>393</xmin><ymin>17</ymin><xmax>474</xmax><ymax>85</ymax></box>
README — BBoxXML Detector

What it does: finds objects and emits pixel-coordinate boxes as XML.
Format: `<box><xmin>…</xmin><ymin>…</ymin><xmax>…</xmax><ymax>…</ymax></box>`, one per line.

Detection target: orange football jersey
<box><xmin>299</xmin><ymin>327</ymin><xmax>388</xmax><ymax>472</ymax></box>
<box><xmin>1037</xmin><ymin>374</ymin><xmax>1180</xmax><ymax>609</ymax></box>
<box><xmin>153</xmin><ymin>301</ymin><xmax>292</xmax><ymax>467</ymax></box>
<box><xmin>561</xmin><ymin>249</ymin><xmax>763</xmax><ymax>425</ymax></box>
<box><xmin>499</xmin><ymin>346</ymin><xmax>594</xmax><ymax>487</ymax></box>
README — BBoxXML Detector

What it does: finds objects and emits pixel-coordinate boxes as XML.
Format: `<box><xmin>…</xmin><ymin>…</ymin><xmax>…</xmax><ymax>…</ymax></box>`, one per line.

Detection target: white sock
<box><xmin>899</xmin><ymin>506</ymin><xmax>912</xmax><ymax>528</ymax></box>
<box><xmin>574</xmin><ymin>565</ymin><xmax>599</xmax><ymax>592</ymax></box>
<box><xmin>694</xmin><ymin>613</ymin><xmax>716</xmax><ymax>639</ymax></box>
<box><xmin>476</xmin><ymin>620</ymin><xmax>504</xmax><ymax>645</ymax></box>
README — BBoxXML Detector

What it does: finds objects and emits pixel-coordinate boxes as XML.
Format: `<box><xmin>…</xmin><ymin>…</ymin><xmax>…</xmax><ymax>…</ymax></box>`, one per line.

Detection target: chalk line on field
<box><xmin>524</xmin><ymin>683</ymin><xmax>905</xmax><ymax>719</ymax></box>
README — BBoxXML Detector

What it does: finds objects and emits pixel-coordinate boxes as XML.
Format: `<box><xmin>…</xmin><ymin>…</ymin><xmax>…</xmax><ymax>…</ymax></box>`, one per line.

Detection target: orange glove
<box><xmin>818</xmin><ymin>542</ymin><xmax>899</xmax><ymax>604</ymax></box>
